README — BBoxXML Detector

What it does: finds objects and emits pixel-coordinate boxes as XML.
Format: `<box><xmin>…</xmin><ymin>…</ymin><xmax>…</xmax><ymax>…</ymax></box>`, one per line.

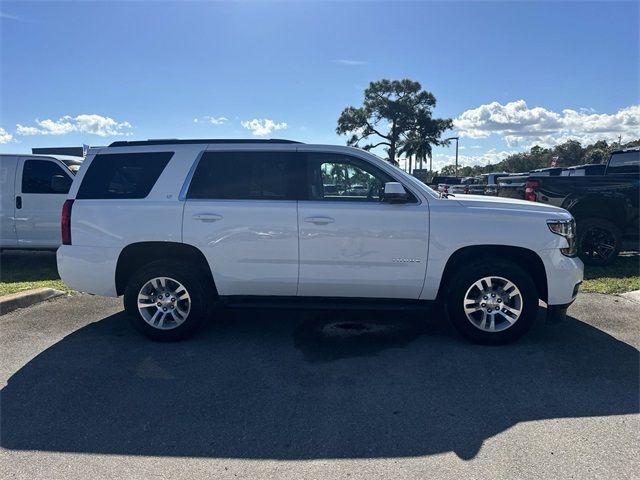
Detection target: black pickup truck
<box><xmin>497</xmin><ymin>147</ymin><xmax>639</xmax><ymax>265</ymax></box>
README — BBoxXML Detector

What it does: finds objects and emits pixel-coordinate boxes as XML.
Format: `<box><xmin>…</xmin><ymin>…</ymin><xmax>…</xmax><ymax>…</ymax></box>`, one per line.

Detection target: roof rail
<box><xmin>108</xmin><ymin>138</ymin><xmax>302</xmax><ymax>147</ymax></box>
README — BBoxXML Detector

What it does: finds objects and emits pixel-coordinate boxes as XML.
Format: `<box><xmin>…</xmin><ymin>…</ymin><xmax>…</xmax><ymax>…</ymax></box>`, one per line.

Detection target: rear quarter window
<box><xmin>76</xmin><ymin>152</ymin><xmax>173</xmax><ymax>199</ymax></box>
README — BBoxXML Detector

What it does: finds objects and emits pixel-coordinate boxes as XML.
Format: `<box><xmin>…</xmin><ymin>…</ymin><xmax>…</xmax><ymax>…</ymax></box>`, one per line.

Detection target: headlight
<box><xmin>547</xmin><ymin>218</ymin><xmax>577</xmax><ymax>257</ymax></box>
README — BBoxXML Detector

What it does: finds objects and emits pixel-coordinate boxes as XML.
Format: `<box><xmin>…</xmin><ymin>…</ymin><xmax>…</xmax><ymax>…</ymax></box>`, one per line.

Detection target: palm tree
<box><xmin>400</xmin><ymin>131</ymin><xmax>433</xmax><ymax>174</ymax></box>
<box><xmin>400</xmin><ymin>115</ymin><xmax>452</xmax><ymax>178</ymax></box>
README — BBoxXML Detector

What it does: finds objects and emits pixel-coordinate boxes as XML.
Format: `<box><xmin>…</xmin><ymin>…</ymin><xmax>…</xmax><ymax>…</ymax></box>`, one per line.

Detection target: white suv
<box><xmin>57</xmin><ymin>139</ymin><xmax>583</xmax><ymax>344</ymax></box>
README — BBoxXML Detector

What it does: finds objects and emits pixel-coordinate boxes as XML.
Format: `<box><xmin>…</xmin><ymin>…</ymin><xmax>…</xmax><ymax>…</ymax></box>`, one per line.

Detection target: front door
<box><xmin>297</xmin><ymin>152</ymin><xmax>429</xmax><ymax>299</ymax></box>
<box><xmin>182</xmin><ymin>150</ymin><xmax>301</xmax><ymax>296</ymax></box>
<box><xmin>15</xmin><ymin>158</ymin><xmax>73</xmax><ymax>248</ymax></box>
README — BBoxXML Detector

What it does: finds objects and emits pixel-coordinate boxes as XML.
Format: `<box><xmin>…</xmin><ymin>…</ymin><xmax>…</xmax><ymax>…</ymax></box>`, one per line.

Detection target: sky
<box><xmin>1</xmin><ymin>0</ymin><xmax>639</xmax><ymax>171</ymax></box>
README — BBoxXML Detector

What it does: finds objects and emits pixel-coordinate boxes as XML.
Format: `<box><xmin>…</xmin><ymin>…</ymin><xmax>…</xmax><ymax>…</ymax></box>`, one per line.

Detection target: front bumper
<box><xmin>538</xmin><ymin>248</ymin><xmax>584</xmax><ymax>306</ymax></box>
<box><xmin>546</xmin><ymin>281</ymin><xmax>581</xmax><ymax>323</ymax></box>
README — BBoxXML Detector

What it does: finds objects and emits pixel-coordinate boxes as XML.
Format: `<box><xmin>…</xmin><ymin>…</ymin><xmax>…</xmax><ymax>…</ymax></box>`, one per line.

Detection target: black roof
<box><xmin>108</xmin><ymin>138</ymin><xmax>302</xmax><ymax>147</ymax></box>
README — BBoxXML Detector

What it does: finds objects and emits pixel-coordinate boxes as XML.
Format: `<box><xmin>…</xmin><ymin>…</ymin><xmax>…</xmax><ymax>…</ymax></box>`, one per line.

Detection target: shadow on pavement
<box><xmin>1</xmin><ymin>307</ymin><xmax>638</xmax><ymax>460</ymax></box>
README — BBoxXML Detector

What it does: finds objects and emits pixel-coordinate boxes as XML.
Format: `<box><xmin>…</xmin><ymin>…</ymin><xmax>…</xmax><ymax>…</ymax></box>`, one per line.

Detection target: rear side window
<box><xmin>77</xmin><ymin>152</ymin><xmax>173</xmax><ymax>199</ymax></box>
<box><xmin>607</xmin><ymin>151</ymin><xmax>639</xmax><ymax>174</ymax></box>
<box><xmin>187</xmin><ymin>151</ymin><xmax>299</xmax><ymax>200</ymax></box>
<box><xmin>22</xmin><ymin>159</ymin><xmax>72</xmax><ymax>194</ymax></box>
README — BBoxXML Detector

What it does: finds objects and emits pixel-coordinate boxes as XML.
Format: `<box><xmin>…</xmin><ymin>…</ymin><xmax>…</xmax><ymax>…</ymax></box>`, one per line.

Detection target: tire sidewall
<box><xmin>124</xmin><ymin>261</ymin><xmax>210</xmax><ymax>341</ymax></box>
<box><xmin>577</xmin><ymin>218</ymin><xmax>622</xmax><ymax>266</ymax></box>
<box><xmin>446</xmin><ymin>260</ymin><xmax>539</xmax><ymax>345</ymax></box>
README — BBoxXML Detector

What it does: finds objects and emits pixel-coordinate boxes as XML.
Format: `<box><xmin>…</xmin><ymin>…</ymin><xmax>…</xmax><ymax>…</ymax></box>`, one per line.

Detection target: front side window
<box><xmin>187</xmin><ymin>151</ymin><xmax>299</xmax><ymax>200</ymax></box>
<box><xmin>22</xmin><ymin>160</ymin><xmax>72</xmax><ymax>194</ymax></box>
<box><xmin>306</xmin><ymin>153</ymin><xmax>393</xmax><ymax>202</ymax></box>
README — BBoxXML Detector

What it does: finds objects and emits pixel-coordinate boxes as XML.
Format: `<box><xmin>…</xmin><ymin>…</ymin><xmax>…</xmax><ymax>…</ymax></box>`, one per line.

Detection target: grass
<box><xmin>581</xmin><ymin>252</ymin><xmax>640</xmax><ymax>294</ymax></box>
<box><xmin>0</xmin><ymin>251</ymin><xmax>72</xmax><ymax>296</ymax></box>
<box><xmin>1</xmin><ymin>250</ymin><xmax>639</xmax><ymax>297</ymax></box>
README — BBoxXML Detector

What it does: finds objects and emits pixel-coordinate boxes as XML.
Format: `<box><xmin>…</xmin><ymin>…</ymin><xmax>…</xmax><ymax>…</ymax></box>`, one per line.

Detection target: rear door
<box><xmin>0</xmin><ymin>155</ymin><xmax>18</xmax><ymax>247</ymax></box>
<box><xmin>182</xmin><ymin>150</ymin><xmax>301</xmax><ymax>296</ymax></box>
<box><xmin>15</xmin><ymin>157</ymin><xmax>73</xmax><ymax>248</ymax></box>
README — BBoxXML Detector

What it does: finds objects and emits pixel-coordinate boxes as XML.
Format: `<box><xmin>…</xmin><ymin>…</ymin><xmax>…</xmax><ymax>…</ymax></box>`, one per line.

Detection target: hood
<box><xmin>454</xmin><ymin>194</ymin><xmax>569</xmax><ymax>216</ymax></box>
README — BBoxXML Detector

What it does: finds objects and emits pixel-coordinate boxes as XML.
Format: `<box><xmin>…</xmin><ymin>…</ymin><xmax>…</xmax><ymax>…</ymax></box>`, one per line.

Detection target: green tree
<box><xmin>552</xmin><ymin>140</ymin><xmax>584</xmax><ymax>167</ymax></box>
<box><xmin>440</xmin><ymin>165</ymin><xmax>457</xmax><ymax>176</ymax></box>
<box><xmin>336</xmin><ymin>79</ymin><xmax>452</xmax><ymax>165</ymax></box>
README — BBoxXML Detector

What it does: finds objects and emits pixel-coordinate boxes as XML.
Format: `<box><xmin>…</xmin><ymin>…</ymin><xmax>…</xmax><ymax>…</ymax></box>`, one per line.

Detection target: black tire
<box><xmin>445</xmin><ymin>259</ymin><xmax>539</xmax><ymax>345</ymax></box>
<box><xmin>124</xmin><ymin>260</ymin><xmax>212</xmax><ymax>341</ymax></box>
<box><xmin>577</xmin><ymin>218</ymin><xmax>622</xmax><ymax>266</ymax></box>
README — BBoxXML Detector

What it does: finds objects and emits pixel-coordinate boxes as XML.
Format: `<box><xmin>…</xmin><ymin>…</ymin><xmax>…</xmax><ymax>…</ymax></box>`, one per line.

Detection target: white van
<box><xmin>1</xmin><ymin>154</ymin><xmax>82</xmax><ymax>249</ymax></box>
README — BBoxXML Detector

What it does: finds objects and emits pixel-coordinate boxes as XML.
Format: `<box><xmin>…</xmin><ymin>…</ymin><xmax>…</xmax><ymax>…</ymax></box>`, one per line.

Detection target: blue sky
<box><xmin>1</xmin><ymin>1</ymin><xmax>638</xmax><ymax>169</ymax></box>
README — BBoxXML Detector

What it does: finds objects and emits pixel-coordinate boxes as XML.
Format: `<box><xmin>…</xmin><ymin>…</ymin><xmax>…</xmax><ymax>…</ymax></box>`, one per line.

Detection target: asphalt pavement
<box><xmin>0</xmin><ymin>293</ymin><xmax>638</xmax><ymax>479</ymax></box>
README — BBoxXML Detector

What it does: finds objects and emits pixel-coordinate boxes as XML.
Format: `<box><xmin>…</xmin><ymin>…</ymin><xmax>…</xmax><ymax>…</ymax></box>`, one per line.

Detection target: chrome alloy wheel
<box><xmin>137</xmin><ymin>277</ymin><xmax>191</xmax><ymax>330</ymax></box>
<box><xmin>463</xmin><ymin>276</ymin><xmax>523</xmax><ymax>333</ymax></box>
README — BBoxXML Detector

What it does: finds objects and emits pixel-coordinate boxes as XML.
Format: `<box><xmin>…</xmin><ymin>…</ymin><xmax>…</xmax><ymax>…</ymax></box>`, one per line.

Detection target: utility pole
<box><xmin>444</xmin><ymin>136</ymin><xmax>460</xmax><ymax>176</ymax></box>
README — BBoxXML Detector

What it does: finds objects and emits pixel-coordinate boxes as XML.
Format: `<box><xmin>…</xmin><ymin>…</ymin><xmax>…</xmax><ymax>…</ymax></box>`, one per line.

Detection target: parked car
<box><xmin>481</xmin><ymin>172</ymin><xmax>512</xmax><ymax>196</ymax></box>
<box><xmin>429</xmin><ymin>176</ymin><xmax>461</xmax><ymax>193</ymax></box>
<box><xmin>1</xmin><ymin>154</ymin><xmax>82</xmax><ymax>249</ymax></box>
<box><xmin>57</xmin><ymin>139</ymin><xmax>583</xmax><ymax>344</ymax></box>
<box><xmin>497</xmin><ymin>147</ymin><xmax>639</xmax><ymax>265</ymax></box>
<box><xmin>449</xmin><ymin>176</ymin><xmax>485</xmax><ymax>195</ymax></box>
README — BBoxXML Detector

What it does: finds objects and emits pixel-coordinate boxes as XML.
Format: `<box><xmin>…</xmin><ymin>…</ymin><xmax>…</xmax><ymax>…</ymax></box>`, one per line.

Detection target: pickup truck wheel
<box><xmin>577</xmin><ymin>218</ymin><xmax>622</xmax><ymax>266</ymax></box>
<box><xmin>446</xmin><ymin>260</ymin><xmax>538</xmax><ymax>344</ymax></box>
<box><xmin>124</xmin><ymin>261</ymin><xmax>210</xmax><ymax>341</ymax></box>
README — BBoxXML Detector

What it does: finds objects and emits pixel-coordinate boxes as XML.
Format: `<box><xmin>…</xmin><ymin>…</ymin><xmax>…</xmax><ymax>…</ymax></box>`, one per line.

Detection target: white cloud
<box><xmin>0</xmin><ymin>11</ymin><xmax>22</xmax><ymax>21</ymax></box>
<box><xmin>0</xmin><ymin>128</ymin><xmax>13</xmax><ymax>144</ymax></box>
<box><xmin>205</xmin><ymin>116</ymin><xmax>228</xmax><ymax>125</ymax></box>
<box><xmin>454</xmin><ymin>100</ymin><xmax>640</xmax><ymax>148</ymax></box>
<box><xmin>334</xmin><ymin>59</ymin><xmax>367</xmax><ymax>66</ymax></box>
<box><xmin>16</xmin><ymin>114</ymin><xmax>132</xmax><ymax>137</ymax></box>
<box><xmin>430</xmin><ymin>149</ymin><xmax>515</xmax><ymax>171</ymax></box>
<box><xmin>241</xmin><ymin>118</ymin><xmax>287</xmax><ymax>136</ymax></box>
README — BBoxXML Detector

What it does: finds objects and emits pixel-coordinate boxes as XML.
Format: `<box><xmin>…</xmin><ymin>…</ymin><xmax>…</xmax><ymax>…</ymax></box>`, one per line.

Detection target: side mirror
<box><xmin>383</xmin><ymin>182</ymin><xmax>408</xmax><ymax>203</ymax></box>
<box><xmin>51</xmin><ymin>175</ymin><xmax>71</xmax><ymax>194</ymax></box>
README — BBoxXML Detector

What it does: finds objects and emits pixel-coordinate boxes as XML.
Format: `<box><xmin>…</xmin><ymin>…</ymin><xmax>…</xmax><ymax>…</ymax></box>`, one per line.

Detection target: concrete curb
<box><xmin>0</xmin><ymin>288</ymin><xmax>66</xmax><ymax>316</ymax></box>
<box><xmin>620</xmin><ymin>290</ymin><xmax>640</xmax><ymax>304</ymax></box>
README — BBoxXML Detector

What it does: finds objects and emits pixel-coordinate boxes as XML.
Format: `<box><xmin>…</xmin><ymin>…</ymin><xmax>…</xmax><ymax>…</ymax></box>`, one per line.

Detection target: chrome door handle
<box><xmin>193</xmin><ymin>213</ymin><xmax>223</xmax><ymax>222</ymax></box>
<box><xmin>304</xmin><ymin>216</ymin><xmax>335</xmax><ymax>225</ymax></box>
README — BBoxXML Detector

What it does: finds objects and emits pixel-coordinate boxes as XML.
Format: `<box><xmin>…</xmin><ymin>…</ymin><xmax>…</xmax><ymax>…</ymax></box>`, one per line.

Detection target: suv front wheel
<box><xmin>446</xmin><ymin>259</ymin><xmax>539</xmax><ymax>344</ymax></box>
<box><xmin>124</xmin><ymin>261</ymin><xmax>210</xmax><ymax>341</ymax></box>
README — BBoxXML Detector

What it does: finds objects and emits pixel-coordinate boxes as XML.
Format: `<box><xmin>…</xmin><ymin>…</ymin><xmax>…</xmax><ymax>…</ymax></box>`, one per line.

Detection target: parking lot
<box><xmin>1</xmin><ymin>292</ymin><xmax>638</xmax><ymax>479</ymax></box>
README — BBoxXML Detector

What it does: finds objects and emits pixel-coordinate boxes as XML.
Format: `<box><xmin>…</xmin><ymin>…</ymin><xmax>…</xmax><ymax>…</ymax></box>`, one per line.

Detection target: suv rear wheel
<box><xmin>124</xmin><ymin>261</ymin><xmax>211</xmax><ymax>341</ymax></box>
<box><xmin>446</xmin><ymin>259</ymin><xmax>538</xmax><ymax>344</ymax></box>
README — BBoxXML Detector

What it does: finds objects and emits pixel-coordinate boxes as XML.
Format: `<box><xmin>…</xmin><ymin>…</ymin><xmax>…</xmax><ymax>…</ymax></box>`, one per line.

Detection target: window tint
<box><xmin>22</xmin><ymin>160</ymin><xmax>72</xmax><ymax>194</ymax></box>
<box><xmin>607</xmin><ymin>151</ymin><xmax>639</xmax><ymax>174</ymax></box>
<box><xmin>306</xmin><ymin>153</ymin><xmax>394</xmax><ymax>202</ymax></box>
<box><xmin>187</xmin><ymin>151</ymin><xmax>299</xmax><ymax>200</ymax></box>
<box><xmin>77</xmin><ymin>152</ymin><xmax>173</xmax><ymax>199</ymax></box>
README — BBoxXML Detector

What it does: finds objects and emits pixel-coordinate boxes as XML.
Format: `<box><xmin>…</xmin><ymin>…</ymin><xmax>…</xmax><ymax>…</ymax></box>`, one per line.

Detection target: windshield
<box><xmin>61</xmin><ymin>158</ymin><xmax>83</xmax><ymax>174</ymax></box>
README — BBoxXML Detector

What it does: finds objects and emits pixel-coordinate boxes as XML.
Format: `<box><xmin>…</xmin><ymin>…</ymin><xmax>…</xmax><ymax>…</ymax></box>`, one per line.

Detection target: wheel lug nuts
<box><xmin>171</xmin><ymin>297</ymin><xmax>175</xmax><ymax>302</ymax></box>
<box><xmin>488</xmin><ymin>308</ymin><xmax>492</xmax><ymax>312</ymax></box>
<box><xmin>163</xmin><ymin>307</ymin><xmax>167</xmax><ymax>311</ymax></box>
<box><xmin>481</xmin><ymin>303</ymin><xmax>486</xmax><ymax>307</ymax></box>
<box><xmin>491</xmin><ymin>293</ymin><xmax>496</xmax><ymax>298</ymax></box>
<box><xmin>157</xmin><ymin>302</ymin><xmax>161</xmax><ymax>307</ymax></box>
<box><xmin>497</xmin><ymin>298</ymin><xmax>502</xmax><ymax>303</ymax></box>
<box><xmin>170</xmin><ymin>305</ymin><xmax>174</xmax><ymax>309</ymax></box>
<box><xmin>483</xmin><ymin>296</ymin><xmax>488</xmax><ymax>300</ymax></box>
